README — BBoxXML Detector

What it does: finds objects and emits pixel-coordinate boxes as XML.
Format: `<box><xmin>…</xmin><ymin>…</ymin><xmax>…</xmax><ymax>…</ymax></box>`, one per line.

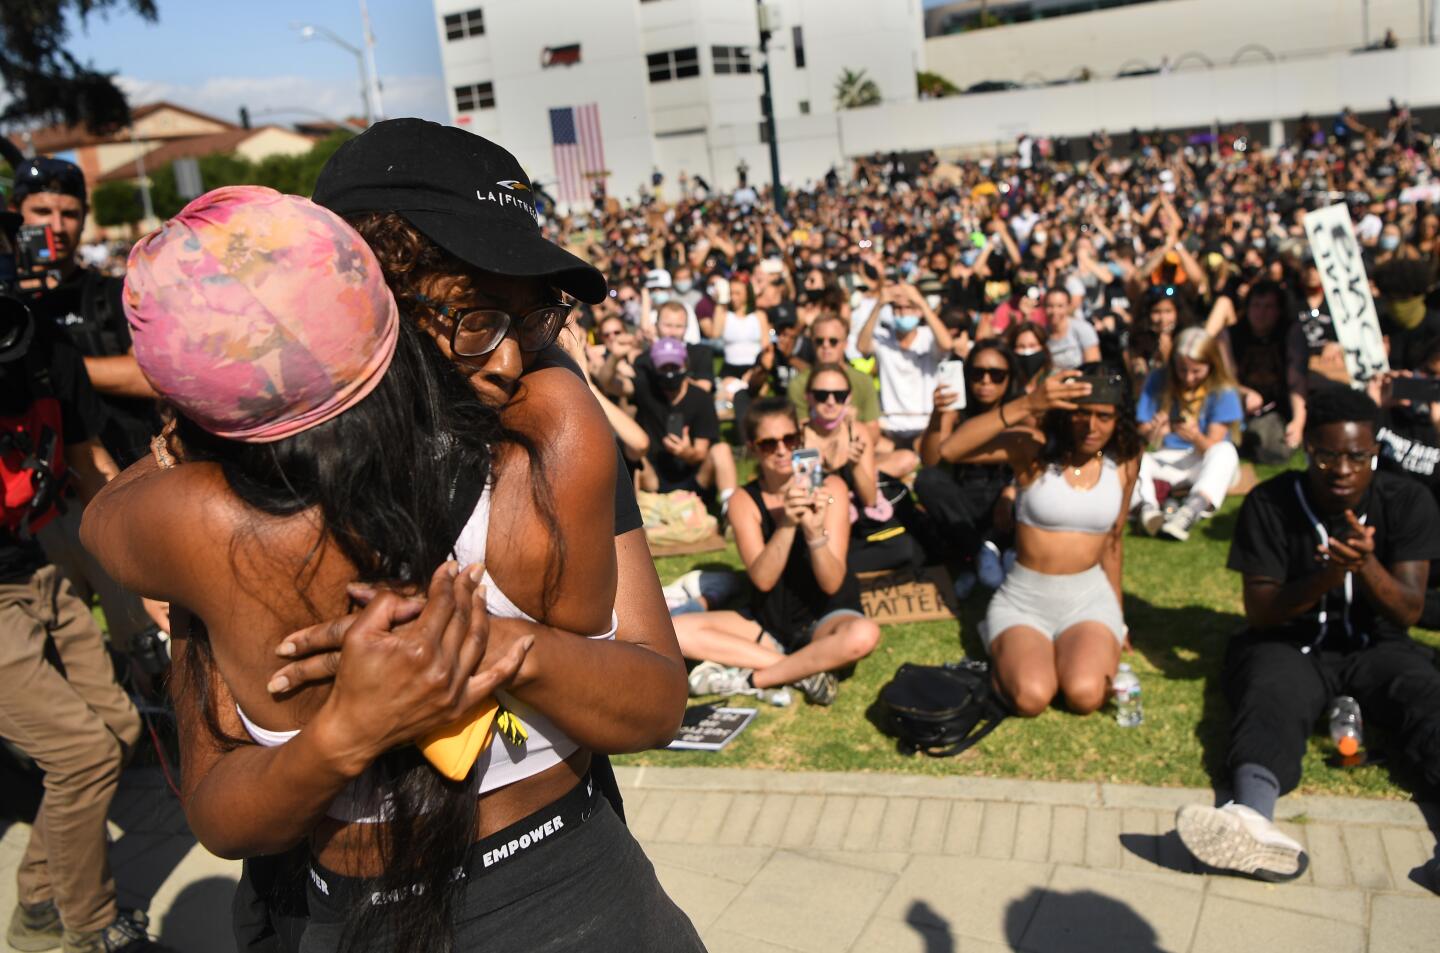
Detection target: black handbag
<box><xmin>876</xmin><ymin>660</ymin><xmax>1008</xmax><ymax>757</ymax></box>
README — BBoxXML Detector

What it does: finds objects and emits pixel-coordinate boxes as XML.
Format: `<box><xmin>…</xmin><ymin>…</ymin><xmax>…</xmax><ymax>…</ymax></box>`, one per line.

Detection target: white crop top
<box><xmin>1015</xmin><ymin>456</ymin><xmax>1123</xmax><ymax>536</ymax></box>
<box><xmin>235</xmin><ymin>483</ymin><xmax>617</xmax><ymax>823</ymax></box>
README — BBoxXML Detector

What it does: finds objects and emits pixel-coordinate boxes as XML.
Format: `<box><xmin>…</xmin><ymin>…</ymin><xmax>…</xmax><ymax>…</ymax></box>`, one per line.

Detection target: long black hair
<box><xmin>962</xmin><ymin>340</ymin><xmax>1022</xmax><ymax>416</ymax></box>
<box><xmin>174</xmin><ymin>315</ymin><xmax>506</xmax><ymax>953</ymax></box>
<box><xmin>1036</xmin><ymin>362</ymin><xmax>1145</xmax><ymax>467</ymax></box>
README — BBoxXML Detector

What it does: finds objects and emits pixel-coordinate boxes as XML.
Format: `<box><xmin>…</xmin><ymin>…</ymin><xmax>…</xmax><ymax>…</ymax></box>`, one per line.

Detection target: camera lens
<box><xmin>0</xmin><ymin>294</ymin><xmax>34</xmax><ymax>364</ymax></box>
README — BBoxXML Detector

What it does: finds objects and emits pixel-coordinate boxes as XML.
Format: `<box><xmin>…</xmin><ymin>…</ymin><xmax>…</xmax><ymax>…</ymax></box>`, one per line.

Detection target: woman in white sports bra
<box><xmin>940</xmin><ymin>366</ymin><xmax>1143</xmax><ymax>717</ymax></box>
<box><xmin>712</xmin><ymin>273</ymin><xmax>772</xmax><ymax>386</ymax></box>
<box><xmin>82</xmin><ymin>189</ymin><xmax>702</xmax><ymax>953</ymax></box>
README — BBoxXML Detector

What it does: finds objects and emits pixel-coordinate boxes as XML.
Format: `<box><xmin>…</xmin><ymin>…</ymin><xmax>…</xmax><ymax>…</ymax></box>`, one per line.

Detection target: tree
<box><xmin>835</xmin><ymin>69</ymin><xmax>882</xmax><ymax>110</ymax></box>
<box><xmin>0</xmin><ymin>1</ymin><xmax>159</xmax><ymax>133</ymax></box>
<box><xmin>90</xmin><ymin>180</ymin><xmax>142</xmax><ymax>227</ymax></box>
<box><xmin>916</xmin><ymin>70</ymin><xmax>960</xmax><ymax>100</ymax></box>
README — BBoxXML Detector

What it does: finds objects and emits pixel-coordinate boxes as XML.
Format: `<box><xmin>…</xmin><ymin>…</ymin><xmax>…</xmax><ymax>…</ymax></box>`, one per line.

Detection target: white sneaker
<box><xmin>1136</xmin><ymin>503</ymin><xmax>1164</xmax><ymax>537</ymax></box>
<box><xmin>1175</xmin><ymin>802</ymin><xmax>1309</xmax><ymax>882</ymax></box>
<box><xmin>687</xmin><ymin>661</ymin><xmax>752</xmax><ymax>697</ymax></box>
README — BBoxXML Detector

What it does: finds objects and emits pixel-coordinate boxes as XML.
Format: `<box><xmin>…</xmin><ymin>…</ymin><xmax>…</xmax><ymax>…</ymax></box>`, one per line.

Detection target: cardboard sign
<box><xmin>858</xmin><ymin>566</ymin><xmax>959</xmax><ymax>624</ymax></box>
<box><xmin>667</xmin><ymin>705</ymin><xmax>757</xmax><ymax>752</ymax></box>
<box><xmin>1303</xmin><ymin>204</ymin><xmax>1389</xmax><ymax>383</ymax></box>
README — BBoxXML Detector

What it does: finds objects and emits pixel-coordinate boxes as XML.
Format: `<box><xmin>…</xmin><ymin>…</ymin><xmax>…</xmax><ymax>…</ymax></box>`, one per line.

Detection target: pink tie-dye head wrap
<box><xmin>123</xmin><ymin>185</ymin><xmax>399</xmax><ymax>443</ymax></box>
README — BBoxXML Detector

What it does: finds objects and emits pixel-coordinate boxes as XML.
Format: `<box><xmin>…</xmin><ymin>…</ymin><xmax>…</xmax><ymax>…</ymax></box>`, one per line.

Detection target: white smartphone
<box><xmin>935</xmin><ymin>361</ymin><xmax>968</xmax><ymax>413</ymax></box>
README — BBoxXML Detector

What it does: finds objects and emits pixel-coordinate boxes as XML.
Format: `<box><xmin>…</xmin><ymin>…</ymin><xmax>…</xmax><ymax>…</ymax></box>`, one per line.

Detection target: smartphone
<box><xmin>665</xmin><ymin>412</ymin><xmax>686</xmax><ymax>439</ymax></box>
<box><xmin>935</xmin><ymin>362</ymin><xmax>968</xmax><ymax>413</ymax></box>
<box><xmin>790</xmin><ymin>447</ymin><xmax>823</xmax><ymax>491</ymax></box>
<box><xmin>1391</xmin><ymin>376</ymin><xmax>1440</xmax><ymax>403</ymax></box>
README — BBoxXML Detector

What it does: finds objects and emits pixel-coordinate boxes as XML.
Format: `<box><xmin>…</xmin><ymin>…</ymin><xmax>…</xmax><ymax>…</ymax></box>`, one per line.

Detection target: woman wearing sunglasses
<box><xmin>802</xmin><ymin>363</ymin><xmax>877</xmax><ymax>509</ymax></box>
<box><xmin>675</xmin><ymin>398</ymin><xmax>880</xmax><ymax>707</ymax></box>
<box><xmin>917</xmin><ymin>341</ymin><xmax>1024</xmax><ymax>595</ymax></box>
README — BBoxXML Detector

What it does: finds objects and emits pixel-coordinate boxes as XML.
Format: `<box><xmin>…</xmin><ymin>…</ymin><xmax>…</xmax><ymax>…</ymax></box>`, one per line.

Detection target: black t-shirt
<box><xmin>633</xmin><ymin>379</ymin><xmax>720</xmax><ymax>491</ymax></box>
<box><xmin>29</xmin><ymin>267</ymin><xmax>161</xmax><ymax>466</ymax></box>
<box><xmin>1228</xmin><ymin>470</ymin><xmax>1440</xmax><ymax>648</ymax></box>
<box><xmin>1296</xmin><ymin>297</ymin><xmax>1337</xmax><ymax>355</ymax></box>
<box><xmin>0</xmin><ymin>321</ymin><xmax>106</xmax><ymax>582</ymax></box>
<box><xmin>1377</xmin><ymin>407</ymin><xmax>1440</xmax><ymax>498</ymax></box>
<box><xmin>525</xmin><ymin>346</ymin><xmax>643</xmax><ymax>535</ymax></box>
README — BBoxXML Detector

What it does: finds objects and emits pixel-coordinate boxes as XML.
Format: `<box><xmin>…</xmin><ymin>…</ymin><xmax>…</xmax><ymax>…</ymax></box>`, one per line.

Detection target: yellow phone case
<box><xmin>418</xmin><ymin>697</ymin><xmax>500</xmax><ymax>781</ymax></box>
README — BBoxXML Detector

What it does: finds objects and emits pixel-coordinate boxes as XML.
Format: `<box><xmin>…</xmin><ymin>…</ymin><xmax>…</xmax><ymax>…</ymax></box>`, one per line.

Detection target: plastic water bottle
<box><xmin>1328</xmin><ymin>696</ymin><xmax>1363</xmax><ymax>756</ymax></box>
<box><xmin>1112</xmin><ymin>664</ymin><xmax>1143</xmax><ymax>727</ymax></box>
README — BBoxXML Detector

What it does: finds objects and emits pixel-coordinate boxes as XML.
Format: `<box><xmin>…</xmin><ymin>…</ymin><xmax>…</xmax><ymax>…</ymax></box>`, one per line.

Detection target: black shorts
<box><xmin>298</xmin><ymin>779</ymin><xmax>705</xmax><ymax>952</ymax></box>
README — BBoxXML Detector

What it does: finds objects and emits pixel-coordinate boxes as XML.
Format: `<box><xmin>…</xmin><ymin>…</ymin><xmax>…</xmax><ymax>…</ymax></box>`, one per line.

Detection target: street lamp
<box><xmin>292</xmin><ymin>21</ymin><xmax>374</xmax><ymax>126</ymax></box>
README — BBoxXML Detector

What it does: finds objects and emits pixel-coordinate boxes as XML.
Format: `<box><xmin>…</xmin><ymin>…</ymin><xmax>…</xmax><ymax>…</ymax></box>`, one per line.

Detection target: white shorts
<box><xmin>983</xmin><ymin>563</ymin><xmax>1125</xmax><ymax>648</ymax></box>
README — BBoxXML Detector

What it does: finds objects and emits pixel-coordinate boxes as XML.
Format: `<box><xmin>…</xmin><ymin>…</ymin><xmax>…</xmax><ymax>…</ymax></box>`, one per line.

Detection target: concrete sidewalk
<box><xmin>1</xmin><ymin>766</ymin><xmax>1436</xmax><ymax>952</ymax></box>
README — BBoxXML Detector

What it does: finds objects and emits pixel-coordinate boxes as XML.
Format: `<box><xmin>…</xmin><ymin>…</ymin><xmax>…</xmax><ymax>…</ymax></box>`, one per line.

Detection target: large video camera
<box><xmin>1</xmin><ymin>211</ymin><xmax>68</xmax><ymax>534</ymax></box>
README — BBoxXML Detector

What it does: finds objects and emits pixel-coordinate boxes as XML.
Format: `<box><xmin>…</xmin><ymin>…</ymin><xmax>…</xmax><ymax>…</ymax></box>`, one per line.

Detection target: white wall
<box><xmin>839</xmin><ymin>44</ymin><xmax>1440</xmax><ymax>156</ymax></box>
<box><xmin>924</xmin><ymin>0</ymin><xmax>1429</xmax><ymax>90</ymax></box>
<box><xmin>435</xmin><ymin>0</ymin><xmax>657</xmax><ymax>205</ymax></box>
<box><xmin>766</xmin><ymin>0</ymin><xmax>925</xmax><ymax>119</ymax></box>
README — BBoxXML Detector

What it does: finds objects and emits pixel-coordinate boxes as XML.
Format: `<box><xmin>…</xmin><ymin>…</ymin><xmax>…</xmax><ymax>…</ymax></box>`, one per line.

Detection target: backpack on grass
<box><xmin>876</xmin><ymin>660</ymin><xmax>1008</xmax><ymax>757</ymax></box>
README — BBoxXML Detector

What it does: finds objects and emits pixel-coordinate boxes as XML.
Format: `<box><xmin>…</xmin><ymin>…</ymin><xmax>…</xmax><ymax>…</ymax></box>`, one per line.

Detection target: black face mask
<box><xmin>1014</xmin><ymin>351</ymin><xmax>1047</xmax><ymax>380</ymax></box>
<box><xmin>804</xmin><ymin>287</ymin><xmax>826</xmax><ymax>303</ymax></box>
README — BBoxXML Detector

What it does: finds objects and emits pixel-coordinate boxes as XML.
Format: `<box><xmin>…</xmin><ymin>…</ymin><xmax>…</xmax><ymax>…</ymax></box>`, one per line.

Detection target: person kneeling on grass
<box><xmin>939</xmin><ymin>366</ymin><xmax>1142</xmax><ymax>717</ymax></box>
<box><xmin>1176</xmin><ymin>387</ymin><xmax>1440</xmax><ymax>884</ymax></box>
<box><xmin>674</xmin><ymin>398</ymin><xmax>881</xmax><ymax>706</ymax></box>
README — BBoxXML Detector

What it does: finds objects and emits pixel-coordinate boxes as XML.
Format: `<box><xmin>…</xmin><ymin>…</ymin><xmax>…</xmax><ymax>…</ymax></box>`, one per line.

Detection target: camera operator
<box><xmin>9</xmin><ymin>156</ymin><xmax>163</xmax><ymax>651</ymax></box>
<box><xmin>0</xmin><ymin>217</ymin><xmax>165</xmax><ymax>951</ymax></box>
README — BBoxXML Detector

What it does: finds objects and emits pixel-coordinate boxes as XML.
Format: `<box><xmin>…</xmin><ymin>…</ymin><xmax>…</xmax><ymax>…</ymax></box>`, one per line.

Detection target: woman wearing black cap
<box><xmin>122</xmin><ymin>122</ymin><xmax>701</xmax><ymax>952</ymax></box>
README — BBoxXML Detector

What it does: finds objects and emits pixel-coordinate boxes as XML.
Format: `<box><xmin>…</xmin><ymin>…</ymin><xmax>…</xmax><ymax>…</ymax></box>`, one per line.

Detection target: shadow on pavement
<box><xmin>1005</xmin><ymin>888</ymin><xmax>1161</xmax><ymax>952</ymax></box>
<box><xmin>904</xmin><ymin>900</ymin><xmax>955</xmax><ymax>952</ymax></box>
<box><xmin>1118</xmin><ymin>830</ymin><xmax>1199</xmax><ymax>875</ymax></box>
<box><xmin>158</xmin><ymin>876</ymin><xmax>238</xmax><ymax>953</ymax></box>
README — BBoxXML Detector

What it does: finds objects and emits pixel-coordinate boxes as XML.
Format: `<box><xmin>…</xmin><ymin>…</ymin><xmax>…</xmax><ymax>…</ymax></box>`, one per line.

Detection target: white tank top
<box><xmin>722</xmin><ymin>310</ymin><xmax>763</xmax><ymax>367</ymax></box>
<box><xmin>235</xmin><ymin>483</ymin><xmax>617</xmax><ymax>823</ymax></box>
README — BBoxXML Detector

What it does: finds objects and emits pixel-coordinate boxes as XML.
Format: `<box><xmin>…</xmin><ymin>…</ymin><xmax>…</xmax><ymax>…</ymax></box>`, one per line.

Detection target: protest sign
<box><xmin>667</xmin><ymin>705</ymin><xmax>757</xmax><ymax>752</ymax></box>
<box><xmin>1303</xmin><ymin>204</ymin><xmax>1389</xmax><ymax>383</ymax></box>
<box><xmin>858</xmin><ymin>566</ymin><xmax>959</xmax><ymax>624</ymax></box>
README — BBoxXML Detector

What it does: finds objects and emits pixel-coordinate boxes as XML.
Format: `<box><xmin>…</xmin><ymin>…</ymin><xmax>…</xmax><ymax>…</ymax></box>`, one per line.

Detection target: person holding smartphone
<box><xmin>674</xmin><ymin>398</ymin><xmax>879</xmax><ymax>706</ymax></box>
<box><xmin>632</xmin><ymin>337</ymin><xmax>725</xmax><ymax>499</ymax></box>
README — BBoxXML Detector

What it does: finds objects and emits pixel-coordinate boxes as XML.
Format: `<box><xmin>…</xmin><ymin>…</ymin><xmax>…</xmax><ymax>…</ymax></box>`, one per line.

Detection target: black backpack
<box><xmin>876</xmin><ymin>660</ymin><xmax>1008</xmax><ymax>757</ymax></box>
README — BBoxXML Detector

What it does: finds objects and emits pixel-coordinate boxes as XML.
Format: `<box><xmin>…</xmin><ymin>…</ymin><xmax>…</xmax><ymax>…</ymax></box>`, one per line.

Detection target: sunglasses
<box><xmin>809</xmin><ymin>388</ymin><xmax>851</xmax><ymax>405</ymax></box>
<box><xmin>754</xmin><ymin>433</ymin><xmax>803</xmax><ymax>455</ymax></box>
<box><xmin>813</xmin><ymin>336</ymin><xmax>845</xmax><ymax>346</ymax></box>
<box><xmin>1309</xmin><ymin>447</ymin><xmax>1377</xmax><ymax>471</ymax></box>
<box><xmin>971</xmin><ymin>367</ymin><xmax>1009</xmax><ymax>383</ymax></box>
<box><xmin>416</xmin><ymin>295</ymin><xmax>570</xmax><ymax>357</ymax></box>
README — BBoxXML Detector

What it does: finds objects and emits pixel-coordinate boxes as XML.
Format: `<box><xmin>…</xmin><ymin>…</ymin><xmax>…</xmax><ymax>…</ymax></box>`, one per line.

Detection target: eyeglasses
<box><xmin>1310</xmin><ymin>447</ymin><xmax>1376</xmax><ymax>471</ymax></box>
<box><xmin>813</xmin><ymin>336</ymin><xmax>845</xmax><ymax>347</ymax></box>
<box><xmin>809</xmin><ymin>388</ymin><xmax>851</xmax><ymax>405</ymax></box>
<box><xmin>971</xmin><ymin>367</ymin><xmax>1009</xmax><ymax>383</ymax></box>
<box><xmin>754</xmin><ymin>433</ymin><xmax>803</xmax><ymax>455</ymax></box>
<box><xmin>416</xmin><ymin>295</ymin><xmax>570</xmax><ymax>357</ymax></box>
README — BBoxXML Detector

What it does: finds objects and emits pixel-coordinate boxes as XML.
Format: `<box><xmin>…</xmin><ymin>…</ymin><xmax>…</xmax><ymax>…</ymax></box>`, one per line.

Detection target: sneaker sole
<box><xmin>6</xmin><ymin>929</ymin><xmax>61</xmax><ymax>953</ymax></box>
<box><xmin>1159</xmin><ymin>521</ymin><xmax>1191</xmax><ymax>542</ymax></box>
<box><xmin>1139</xmin><ymin>514</ymin><xmax>1163</xmax><ymax>536</ymax></box>
<box><xmin>1176</xmin><ymin>805</ymin><xmax>1309</xmax><ymax>882</ymax></box>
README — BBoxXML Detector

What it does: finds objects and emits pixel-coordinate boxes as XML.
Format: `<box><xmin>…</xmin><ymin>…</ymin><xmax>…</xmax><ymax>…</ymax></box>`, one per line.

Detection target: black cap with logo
<box><xmin>313</xmin><ymin>118</ymin><xmax>606</xmax><ymax>303</ymax></box>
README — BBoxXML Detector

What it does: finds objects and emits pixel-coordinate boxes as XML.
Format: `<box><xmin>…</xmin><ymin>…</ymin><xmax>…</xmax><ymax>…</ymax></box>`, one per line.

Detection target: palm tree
<box><xmin>835</xmin><ymin>68</ymin><xmax>882</xmax><ymax>110</ymax></box>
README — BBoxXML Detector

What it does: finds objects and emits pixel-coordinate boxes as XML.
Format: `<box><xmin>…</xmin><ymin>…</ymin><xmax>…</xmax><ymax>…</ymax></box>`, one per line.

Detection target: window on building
<box><xmin>444</xmin><ymin>8</ymin><xmax>484</xmax><ymax>41</ymax></box>
<box><xmin>712</xmin><ymin>45</ymin><xmax>752</xmax><ymax>75</ymax></box>
<box><xmin>454</xmin><ymin>81</ymin><xmax>496</xmax><ymax>112</ymax></box>
<box><xmin>792</xmin><ymin>26</ymin><xmax>806</xmax><ymax>69</ymax></box>
<box><xmin>799</xmin><ymin>100</ymin><xmax>810</xmax><ymax>115</ymax></box>
<box><xmin>647</xmin><ymin>47</ymin><xmax>700</xmax><ymax>83</ymax></box>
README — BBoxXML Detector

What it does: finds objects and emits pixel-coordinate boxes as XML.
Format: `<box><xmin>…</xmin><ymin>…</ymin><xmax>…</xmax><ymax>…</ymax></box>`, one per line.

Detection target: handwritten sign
<box><xmin>667</xmin><ymin>705</ymin><xmax>757</xmax><ymax>752</ymax></box>
<box><xmin>858</xmin><ymin>566</ymin><xmax>959</xmax><ymax>624</ymax></box>
<box><xmin>1303</xmin><ymin>204</ymin><xmax>1389</xmax><ymax>383</ymax></box>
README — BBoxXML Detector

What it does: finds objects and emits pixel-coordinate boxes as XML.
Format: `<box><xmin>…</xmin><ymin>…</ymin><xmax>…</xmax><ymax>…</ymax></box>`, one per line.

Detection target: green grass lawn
<box><xmin>618</xmin><ymin>460</ymin><xmax>1440</xmax><ymax>801</ymax></box>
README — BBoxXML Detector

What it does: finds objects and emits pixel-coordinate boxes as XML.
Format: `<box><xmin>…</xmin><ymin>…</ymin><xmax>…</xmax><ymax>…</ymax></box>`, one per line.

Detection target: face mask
<box><xmin>650</xmin><ymin>290</ymin><xmax>671</xmax><ymax>305</ymax></box>
<box><xmin>804</xmin><ymin>287</ymin><xmax>826</xmax><ymax>302</ymax></box>
<box><xmin>622</xmin><ymin>300</ymin><xmax>641</xmax><ymax>320</ymax></box>
<box><xmin>1251</xmin><ymin>239</ymin><xmax>1267</xmax><ymax>250</ymax></box>
<box><xmin>673</xmin><ymin>280</ymin><xmax>694</xmax><ymax>294</ymax></box>
<box><xmin>1032</xmin><ymin>231</ymin><xmax>1047</xmax><ymax>244</ymax></box>
<box><xmin>1014</xmin><ymin>350</ymin><xmax>1046</xmax><ymax>379</ymax></box>
<box><xmin>1380</xmin><ymin>234</ymin><xmax>1401</xmax><ymax>251</ymax></box>
<box><xmin>894</xmin><ymin>314</ymin><xmax>922</xmax><ymax>333</ymax></box>
<box><xmin>810</xmin><ymin>410</ymin><xmax>844</xmax><ymax>432</ymax></box>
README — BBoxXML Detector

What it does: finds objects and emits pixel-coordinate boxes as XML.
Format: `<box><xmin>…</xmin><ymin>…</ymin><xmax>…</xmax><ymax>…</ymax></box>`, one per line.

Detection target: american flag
<box><xmin>549</xmin><ymin>103</ymin><xmax>606</xmax><ymax>206</ymax></box>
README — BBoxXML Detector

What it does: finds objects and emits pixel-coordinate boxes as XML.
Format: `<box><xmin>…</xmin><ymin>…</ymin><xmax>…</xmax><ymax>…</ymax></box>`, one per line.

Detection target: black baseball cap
<box><xmin>10</xmin><ymin>156</ymin><xmax>87</xmax><ymax>206</ymax></box>
<box><xmin>313</xmin><ymin>118</ymin><xmax>606</xmax><ymax>303</ymax></box>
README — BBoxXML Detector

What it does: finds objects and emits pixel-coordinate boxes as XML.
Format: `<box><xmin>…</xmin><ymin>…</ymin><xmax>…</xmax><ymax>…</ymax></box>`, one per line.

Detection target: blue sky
<box><xmin>62</xmin><ymin>0</ymin><xmax>953</xmax><ymax>128</ymax></box>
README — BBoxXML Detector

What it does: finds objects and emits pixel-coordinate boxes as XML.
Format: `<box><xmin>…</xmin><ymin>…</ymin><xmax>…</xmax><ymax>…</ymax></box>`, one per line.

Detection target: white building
<box><xmin>432</xmin><ymin>0</ymin><xmax>925</xmax><ymax>206</ymax></box>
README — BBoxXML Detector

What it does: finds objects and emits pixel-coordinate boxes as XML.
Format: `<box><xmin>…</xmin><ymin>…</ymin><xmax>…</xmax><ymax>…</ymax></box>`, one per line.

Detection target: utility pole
<box><xmin>756</xmin><ymin>1</ymin><xmax>784</xmax><ymax>209</ymax></box>
<box><xmin>359</xmin><ymin>0</ymin><xmax>385</xmax><ymax>122</ymax></box>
